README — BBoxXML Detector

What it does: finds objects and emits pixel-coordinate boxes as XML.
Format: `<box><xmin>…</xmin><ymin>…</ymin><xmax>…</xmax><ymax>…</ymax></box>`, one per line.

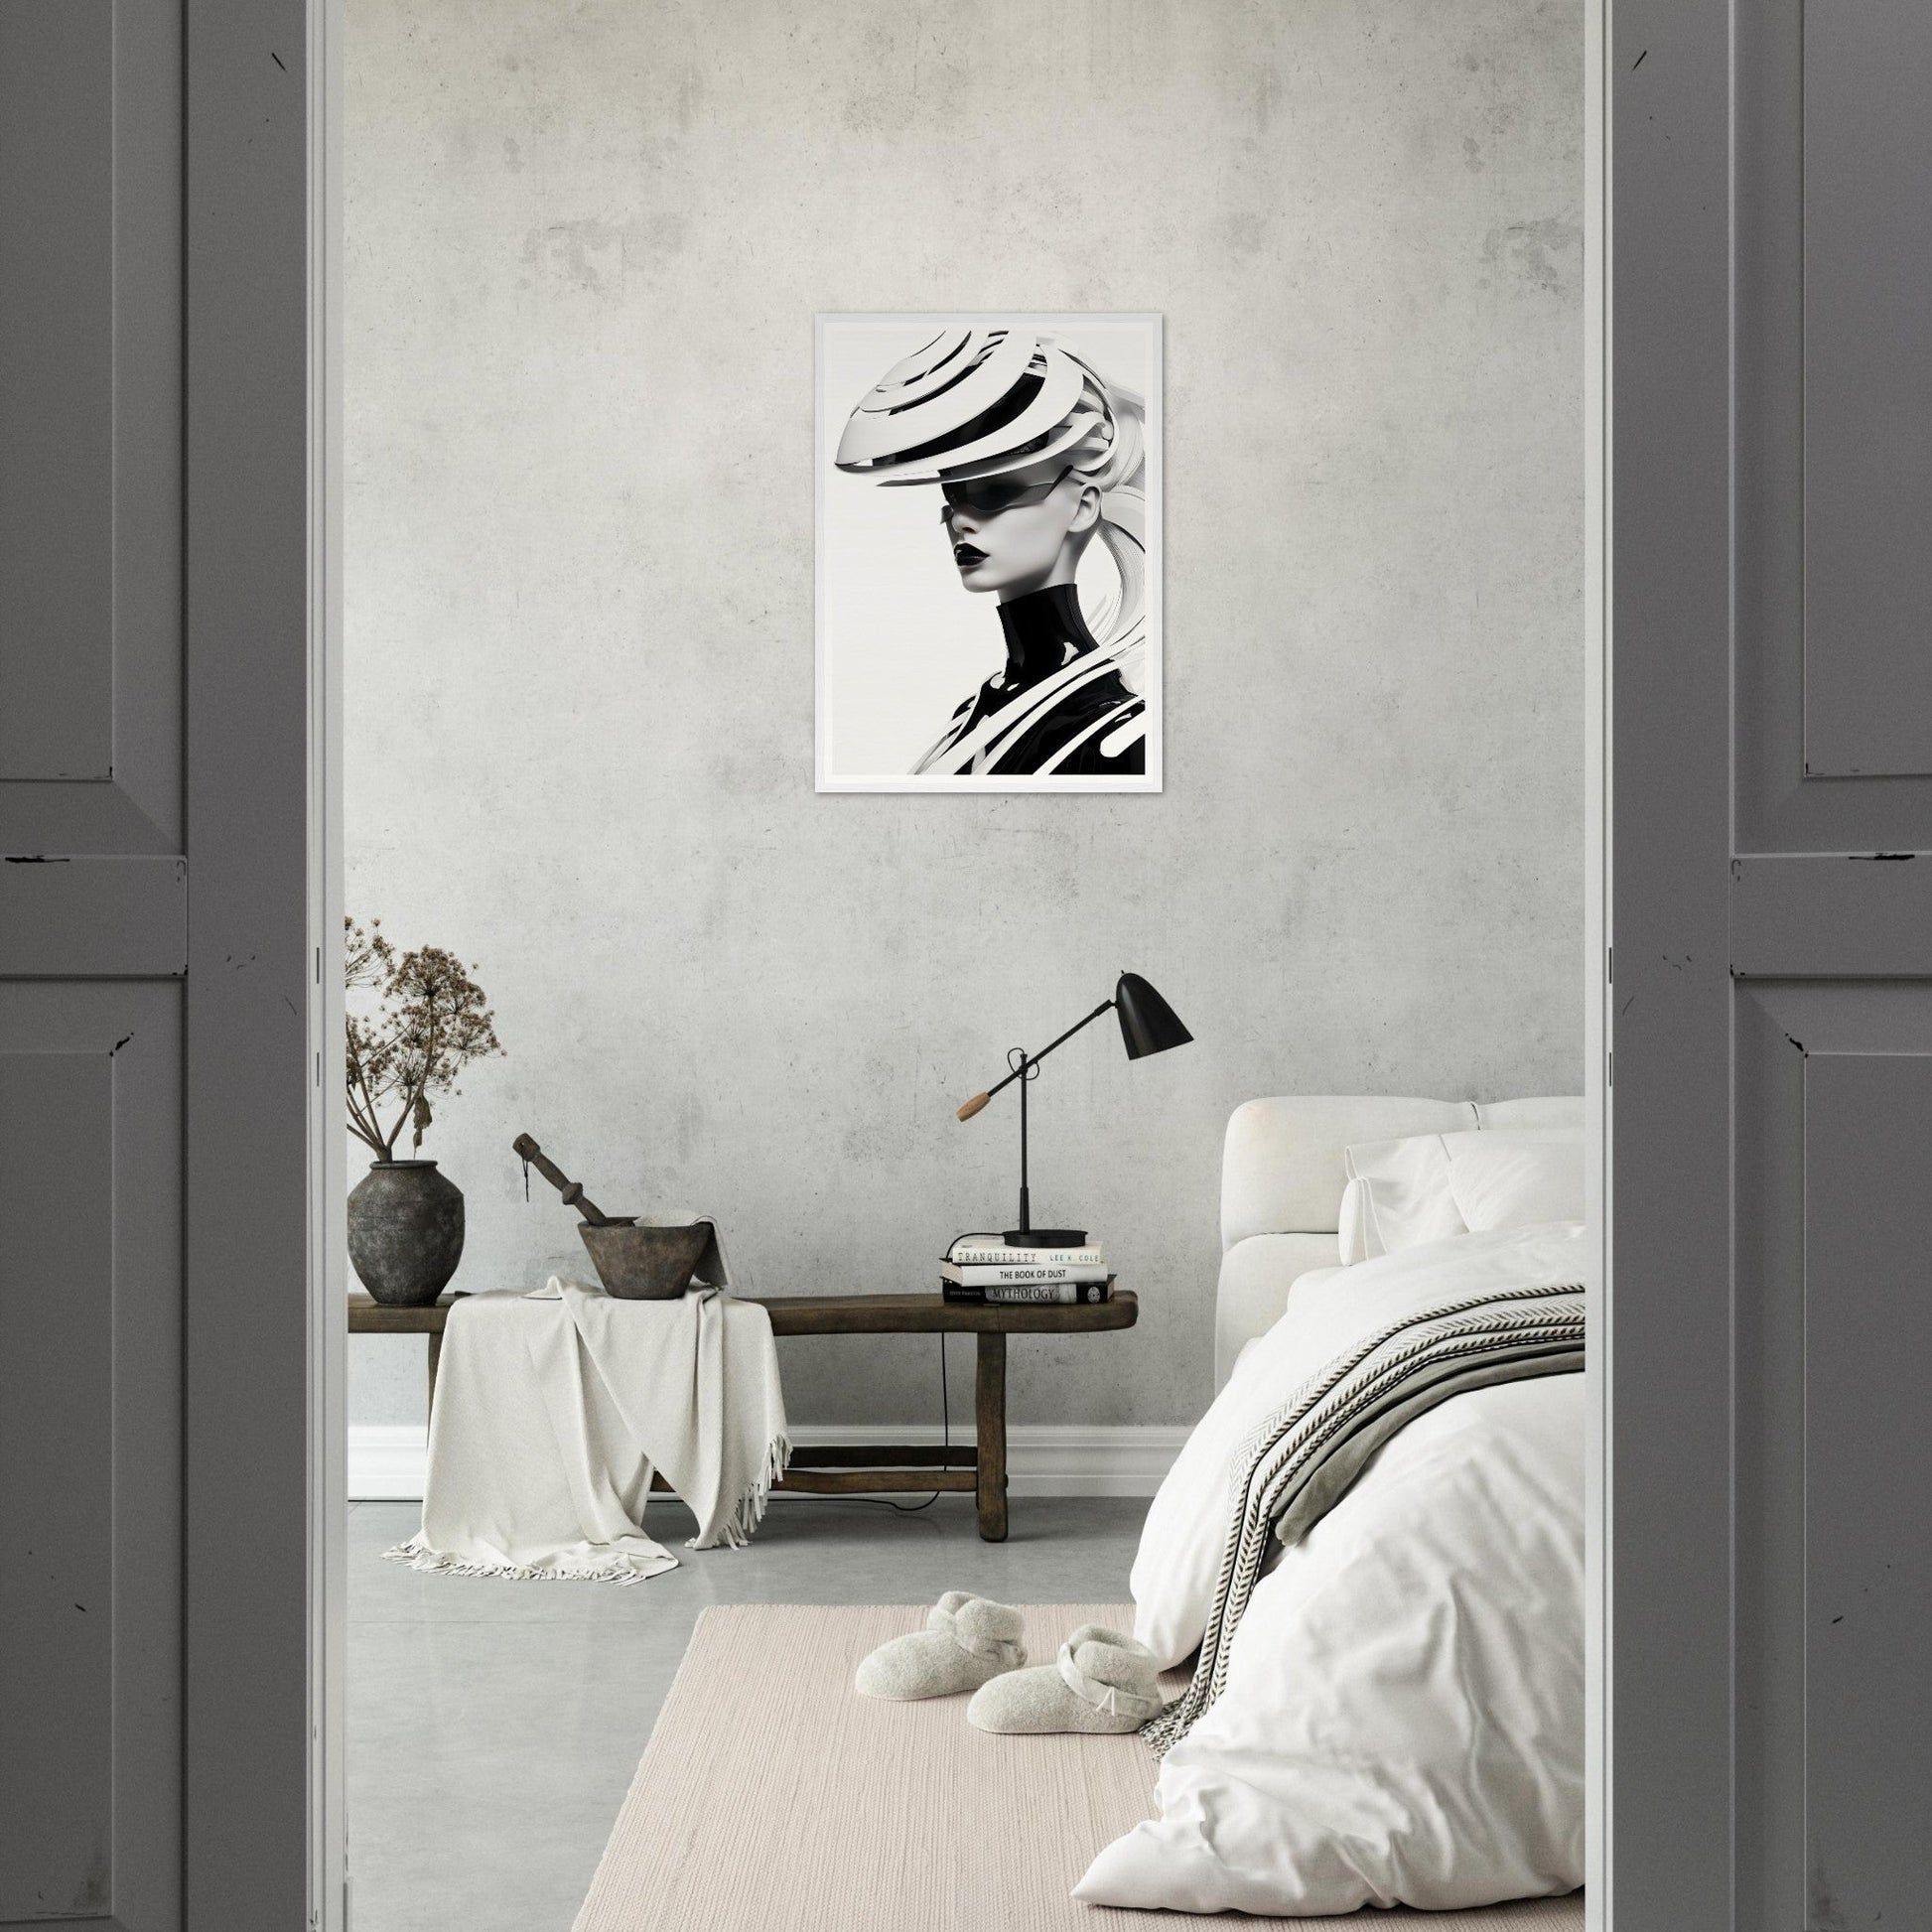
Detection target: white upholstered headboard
<box><xmin>1214</xmin><ymin>1094</ymin><xmax>1583</xmax><ymax>1387</ymax></box>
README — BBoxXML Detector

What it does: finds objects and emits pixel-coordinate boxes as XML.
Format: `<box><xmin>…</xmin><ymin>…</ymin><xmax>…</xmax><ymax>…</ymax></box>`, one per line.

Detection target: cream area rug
<box><xmin>574</xmin><ymin>1603</ymin><xmax>1586</xmax><ymax>1932</ymax></box>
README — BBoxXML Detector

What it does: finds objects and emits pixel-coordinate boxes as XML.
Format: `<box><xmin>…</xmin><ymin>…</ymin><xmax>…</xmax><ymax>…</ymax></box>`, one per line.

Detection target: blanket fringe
<box><xmin>693</xmin><ymin>1429</ymin><xmax>791</xmax><ymax>1552</ymax></box>
<box><xmin>380</xmin><ymin>1538</ymin><xmax>665</xmax><ymax>1587</ymax></box>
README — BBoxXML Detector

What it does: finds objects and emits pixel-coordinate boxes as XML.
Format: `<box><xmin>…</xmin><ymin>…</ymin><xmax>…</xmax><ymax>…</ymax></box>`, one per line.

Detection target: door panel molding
<box><xmin>1731</xmin><ymin>854</ymin><xmax>1932</xmax><ymax>979</ymax></box>
<box><xmin>0</xmin><ymin>0</ymin><xmax>113</xmax><ymax>783</ymax></box>
<box><xmin>1796</xmin><ymin>1053</ymin><xmax>1932</xmax><ymax>1924</ymax></box>
<box><xmin>1735</xmin><ymin>0</ymin><xmax>1932</xmax><ymax>848</ymax></box>
<box><xmin>1798</xmin><ymin>6</ymin><xmax>1932</xmax><ymax>779</ymax></box>
<box><xmin>0</xmin><ymin>1049</ymin><xmax>113</xmax><ymax>1922</ymax></box>
<box><xmin>1733</xmin><ymin>982</ymin><xmax>1932</xmax><ymax>1929</ymax></box>
<box><xmin>0</xmin><ymin>858</ymin><xmax>188</xmax><ymax>979</ymax></box>
<box><xmin>0</xmin><ymin>984</ymin><xmax>183</xmax><ymax>1932</ymax></box>
<box><xmin>0</xmin><ymin>0</ymin><xmax>183</xmax><ymax>854</ymax></box>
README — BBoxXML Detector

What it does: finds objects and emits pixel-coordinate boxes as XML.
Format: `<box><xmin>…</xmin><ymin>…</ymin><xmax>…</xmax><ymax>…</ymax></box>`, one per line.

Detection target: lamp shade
<box><xmin>1114</xmin><ymin>972</ymin><xmax>1193</xmax><ymax>1059</ymax></box>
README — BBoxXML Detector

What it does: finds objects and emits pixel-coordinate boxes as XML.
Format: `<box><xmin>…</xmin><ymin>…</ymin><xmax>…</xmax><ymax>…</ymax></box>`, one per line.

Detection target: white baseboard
<box><xmin>346</xmin><ymin>1421</ymin><xmax>1186</xmax><ymax>1503</ymax></box>
<box><xmin>346</xmin><ymin>1425</ymin><xmax>435</xmax><ymax>1501</ymax></box>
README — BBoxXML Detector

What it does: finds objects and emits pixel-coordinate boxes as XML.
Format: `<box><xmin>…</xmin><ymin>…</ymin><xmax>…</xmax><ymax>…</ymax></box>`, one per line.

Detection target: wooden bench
<box><xmin>347</xmin><ymin>1288</ymin><xmax>1139</xmax><ymax>1542</ymax></box>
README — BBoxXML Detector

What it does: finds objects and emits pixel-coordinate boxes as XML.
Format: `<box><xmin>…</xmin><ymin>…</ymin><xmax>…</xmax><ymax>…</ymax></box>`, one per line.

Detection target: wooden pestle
<box><xmin>511</xmin><ymin>1133</ymin><xmax>630</xmax><ymax>1226</ymax></box>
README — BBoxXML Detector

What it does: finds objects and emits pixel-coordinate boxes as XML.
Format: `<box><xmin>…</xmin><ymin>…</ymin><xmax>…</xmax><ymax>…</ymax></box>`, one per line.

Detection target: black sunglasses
<box><xmin>939</xmin><ymin>468</ymin><xmax>1074</xmax><ymax>525</ymax></box>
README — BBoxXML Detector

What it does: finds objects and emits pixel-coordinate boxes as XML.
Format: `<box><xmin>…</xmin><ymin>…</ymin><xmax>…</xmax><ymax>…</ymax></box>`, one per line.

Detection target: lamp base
<box><xmin>1003</xmin><ymin>1226</ymin><xmax>1089</xmax><ymax>1247</ymax></box>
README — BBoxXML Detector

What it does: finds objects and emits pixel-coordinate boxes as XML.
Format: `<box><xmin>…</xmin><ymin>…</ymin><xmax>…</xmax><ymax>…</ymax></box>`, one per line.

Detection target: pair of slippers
<box><xmin>854</xmin><ymin>1590</ymin><xmax>1164</xmax><ymax>1734</ymax></box>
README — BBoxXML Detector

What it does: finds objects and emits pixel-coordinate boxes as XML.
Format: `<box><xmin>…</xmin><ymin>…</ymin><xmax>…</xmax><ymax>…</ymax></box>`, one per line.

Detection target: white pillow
<box><xmin>1335</xmin><ymin>1127</ymin><xmax>1585</xmax><ymax>1265</ymax></box>
<box><xmin>1336</xmin><ymin>1177</ymin><xmax>1373</xmax><ymax>1267</ymax></box>
<box><xmin>1441</xmin><ymin>1127</ymin><xmax>1583</xmax><ymax>1231</ymax></box>
<box><xmin>1339</xmin><ymin>1133</ymin><xmax>1463</xmax><ymax>1262</ymax></box>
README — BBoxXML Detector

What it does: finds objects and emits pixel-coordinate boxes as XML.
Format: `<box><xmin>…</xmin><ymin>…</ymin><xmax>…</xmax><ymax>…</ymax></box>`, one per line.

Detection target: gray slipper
<box><xmin>966</xmin><ymin>1623</ymin><xmax>1163</xmax><ymax>1733</ymax></box>
<box><xmin>855</xmin><ymin>1591</ymin><xmax>1028</xmax><ymax>1701</ymax></box>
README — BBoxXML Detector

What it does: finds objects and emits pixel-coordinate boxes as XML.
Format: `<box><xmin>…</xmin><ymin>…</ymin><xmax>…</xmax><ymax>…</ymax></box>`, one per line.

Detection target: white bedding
<box><xmin>1078</xmin><ymin>1222</ymin><xmax>1586</xmax><ymax>1916</ymax></box>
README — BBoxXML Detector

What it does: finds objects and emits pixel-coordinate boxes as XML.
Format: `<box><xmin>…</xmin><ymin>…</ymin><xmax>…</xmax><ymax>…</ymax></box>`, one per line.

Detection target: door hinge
<box><xmin>1606</xmin><ymin>1048</ymin><xmax>1613</xmax><ymax>1088</ymax></box>
<box><xmin>1605</xmin><ymin>945</ymin><xmax>1612</xmax><ymax>984</ymax></box>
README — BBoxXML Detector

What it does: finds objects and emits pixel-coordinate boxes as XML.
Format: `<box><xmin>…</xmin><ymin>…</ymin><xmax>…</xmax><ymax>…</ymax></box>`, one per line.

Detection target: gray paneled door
<box><xmin>1615</xmin><ymin>1</ymin><xmax>1932</xmax><ymax>1925</ymax></box>
<box><xmin>1</xmin><ymin>1</ymin><xmax>324</xmax><ymax>1927</ymax></box>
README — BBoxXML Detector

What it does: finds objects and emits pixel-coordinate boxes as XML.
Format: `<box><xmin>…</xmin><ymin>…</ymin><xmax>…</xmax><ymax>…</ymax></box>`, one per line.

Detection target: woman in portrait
<box><xmin>834</xmin><ymin>326</ymin><xmax>1149</xmax><ymax>777</ymax></box>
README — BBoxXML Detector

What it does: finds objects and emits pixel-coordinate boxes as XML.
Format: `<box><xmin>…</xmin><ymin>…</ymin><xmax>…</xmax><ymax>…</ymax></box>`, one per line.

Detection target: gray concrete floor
<box><xmin>348</xmin><ymin>1492</ymin><xmax>1147</xmax><ymax>1932</ymax></box>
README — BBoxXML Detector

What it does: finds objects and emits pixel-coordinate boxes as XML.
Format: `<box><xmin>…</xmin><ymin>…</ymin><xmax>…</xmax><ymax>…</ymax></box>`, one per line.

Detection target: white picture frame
<box><xmin>815</xmin><ymin>313</ymin><xmax>1163</xmax><ymax>792</ymax></box>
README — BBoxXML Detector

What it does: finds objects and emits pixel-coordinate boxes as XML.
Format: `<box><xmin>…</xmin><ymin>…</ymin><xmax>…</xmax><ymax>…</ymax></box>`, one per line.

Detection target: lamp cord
<box><xmin>819</xmin><ymin>1331</ymin><xmax>949</xmax><ymax>1517</ymax></box>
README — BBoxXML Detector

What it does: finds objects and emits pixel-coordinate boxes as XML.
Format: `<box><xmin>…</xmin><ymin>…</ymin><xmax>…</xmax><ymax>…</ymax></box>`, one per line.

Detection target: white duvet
<box><xmin>1077</xmin><ymin>1223</ymin><xmax>1586</xmax><ymax>1916</ymax></box>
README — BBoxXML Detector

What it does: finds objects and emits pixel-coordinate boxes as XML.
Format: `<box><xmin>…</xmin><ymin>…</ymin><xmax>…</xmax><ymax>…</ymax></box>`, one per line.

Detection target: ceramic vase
<box><xmin>347</xmin><ymin>1160</ymin><xmax>465</xmax><ymax>1307</ymax></box>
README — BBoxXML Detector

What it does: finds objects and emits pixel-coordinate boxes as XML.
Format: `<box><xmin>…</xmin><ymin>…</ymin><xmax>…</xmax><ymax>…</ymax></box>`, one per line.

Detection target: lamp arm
<box><xmin>957</xmin><ymin>999</ymin><xmax>1115</xmax><ymax>1121</ymax></box>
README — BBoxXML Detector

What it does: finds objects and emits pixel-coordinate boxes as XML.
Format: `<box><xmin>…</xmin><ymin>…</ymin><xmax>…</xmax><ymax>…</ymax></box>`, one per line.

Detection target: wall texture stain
<box><xmin>345</xmin><ymin>0</ymin><xmax>1584</xmax><ymax>1432</ymax></box>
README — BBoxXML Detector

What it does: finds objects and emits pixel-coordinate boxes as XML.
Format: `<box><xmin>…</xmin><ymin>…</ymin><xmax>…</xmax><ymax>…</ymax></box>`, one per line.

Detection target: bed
<box><xmin>1213</xmin><ymin>1093</ymin><xmax>1584</xmax><ymax>1386</ymax></box>
<box><xmin>1078</xmin><ymin>1094</ymin><xmax>1587</xmax><ymax>1918</ymax></box>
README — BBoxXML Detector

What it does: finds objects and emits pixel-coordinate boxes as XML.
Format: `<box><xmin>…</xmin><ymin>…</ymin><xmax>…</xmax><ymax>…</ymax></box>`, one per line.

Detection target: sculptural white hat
<box><xmin>835</xmin><ymin>325</ymin><xmax>1148</xmax><ymax>647</ymax></box>
<box><xmin>835</xmin><ymin>326</ymin><xmax>1141</xmax><ymax>487</ymax></box>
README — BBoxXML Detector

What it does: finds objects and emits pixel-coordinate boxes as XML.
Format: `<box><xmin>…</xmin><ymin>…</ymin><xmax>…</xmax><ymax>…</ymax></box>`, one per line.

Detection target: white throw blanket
<box><xmin>386</xmin><ymin>1277</ymin><xmax>789</xmax><ymax>1585</ymax></box>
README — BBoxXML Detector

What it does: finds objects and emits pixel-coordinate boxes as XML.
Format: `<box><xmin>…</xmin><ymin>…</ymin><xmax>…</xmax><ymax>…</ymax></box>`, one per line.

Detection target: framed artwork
<box><xmin>815</xmin><ymin>314</ymin><xmax>1162</xmax><ymax>792</ymax></box>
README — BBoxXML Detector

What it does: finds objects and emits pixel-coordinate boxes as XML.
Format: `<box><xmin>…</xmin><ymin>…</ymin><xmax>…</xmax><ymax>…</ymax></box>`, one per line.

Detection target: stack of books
<box><xmin>939</xmin><ymin>1233</ymin><xmax>1113</xmax><ymax>1305</ymax></box>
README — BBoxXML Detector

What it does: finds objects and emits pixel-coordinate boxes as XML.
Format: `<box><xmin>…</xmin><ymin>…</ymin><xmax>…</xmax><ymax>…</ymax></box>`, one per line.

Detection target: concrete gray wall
<box><xmin>345</xmin><ymin>0</ymin><xmax>1583</xmax><ymax>1431</ymax></box>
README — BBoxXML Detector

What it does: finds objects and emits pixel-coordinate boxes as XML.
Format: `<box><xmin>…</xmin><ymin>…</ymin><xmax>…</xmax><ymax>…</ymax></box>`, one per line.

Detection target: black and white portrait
<box><xmin>816</xmin><ymin>315</ymin><xmax>1162</xmax><ymax>791</ymax></box>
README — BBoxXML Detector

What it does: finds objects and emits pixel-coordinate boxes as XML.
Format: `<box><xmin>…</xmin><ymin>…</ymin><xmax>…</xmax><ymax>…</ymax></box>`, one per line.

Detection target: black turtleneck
<box><xmin>912</xmin><ymin>580</ymin><xmax>1146</xmax><ymax>776</ymax></box>
<box><xmin>994</xmin><ymin>583</ymin><xmax>1098</xmax><ymax>689</ymax></box>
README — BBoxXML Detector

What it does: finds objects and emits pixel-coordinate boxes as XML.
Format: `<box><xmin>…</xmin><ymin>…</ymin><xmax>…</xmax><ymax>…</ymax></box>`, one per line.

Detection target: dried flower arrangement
<box><xmin>345</xmin><ymin>917</ymin><xmax>503</xmax><ymax>1161</ymax></box>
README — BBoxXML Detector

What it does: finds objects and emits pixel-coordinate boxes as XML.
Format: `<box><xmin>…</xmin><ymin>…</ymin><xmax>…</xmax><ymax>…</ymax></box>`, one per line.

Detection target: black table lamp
<box><xmin>956</xmin><ymin>972</ymin><xmax>1193</xmax><ymax>1247</ymax></box>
